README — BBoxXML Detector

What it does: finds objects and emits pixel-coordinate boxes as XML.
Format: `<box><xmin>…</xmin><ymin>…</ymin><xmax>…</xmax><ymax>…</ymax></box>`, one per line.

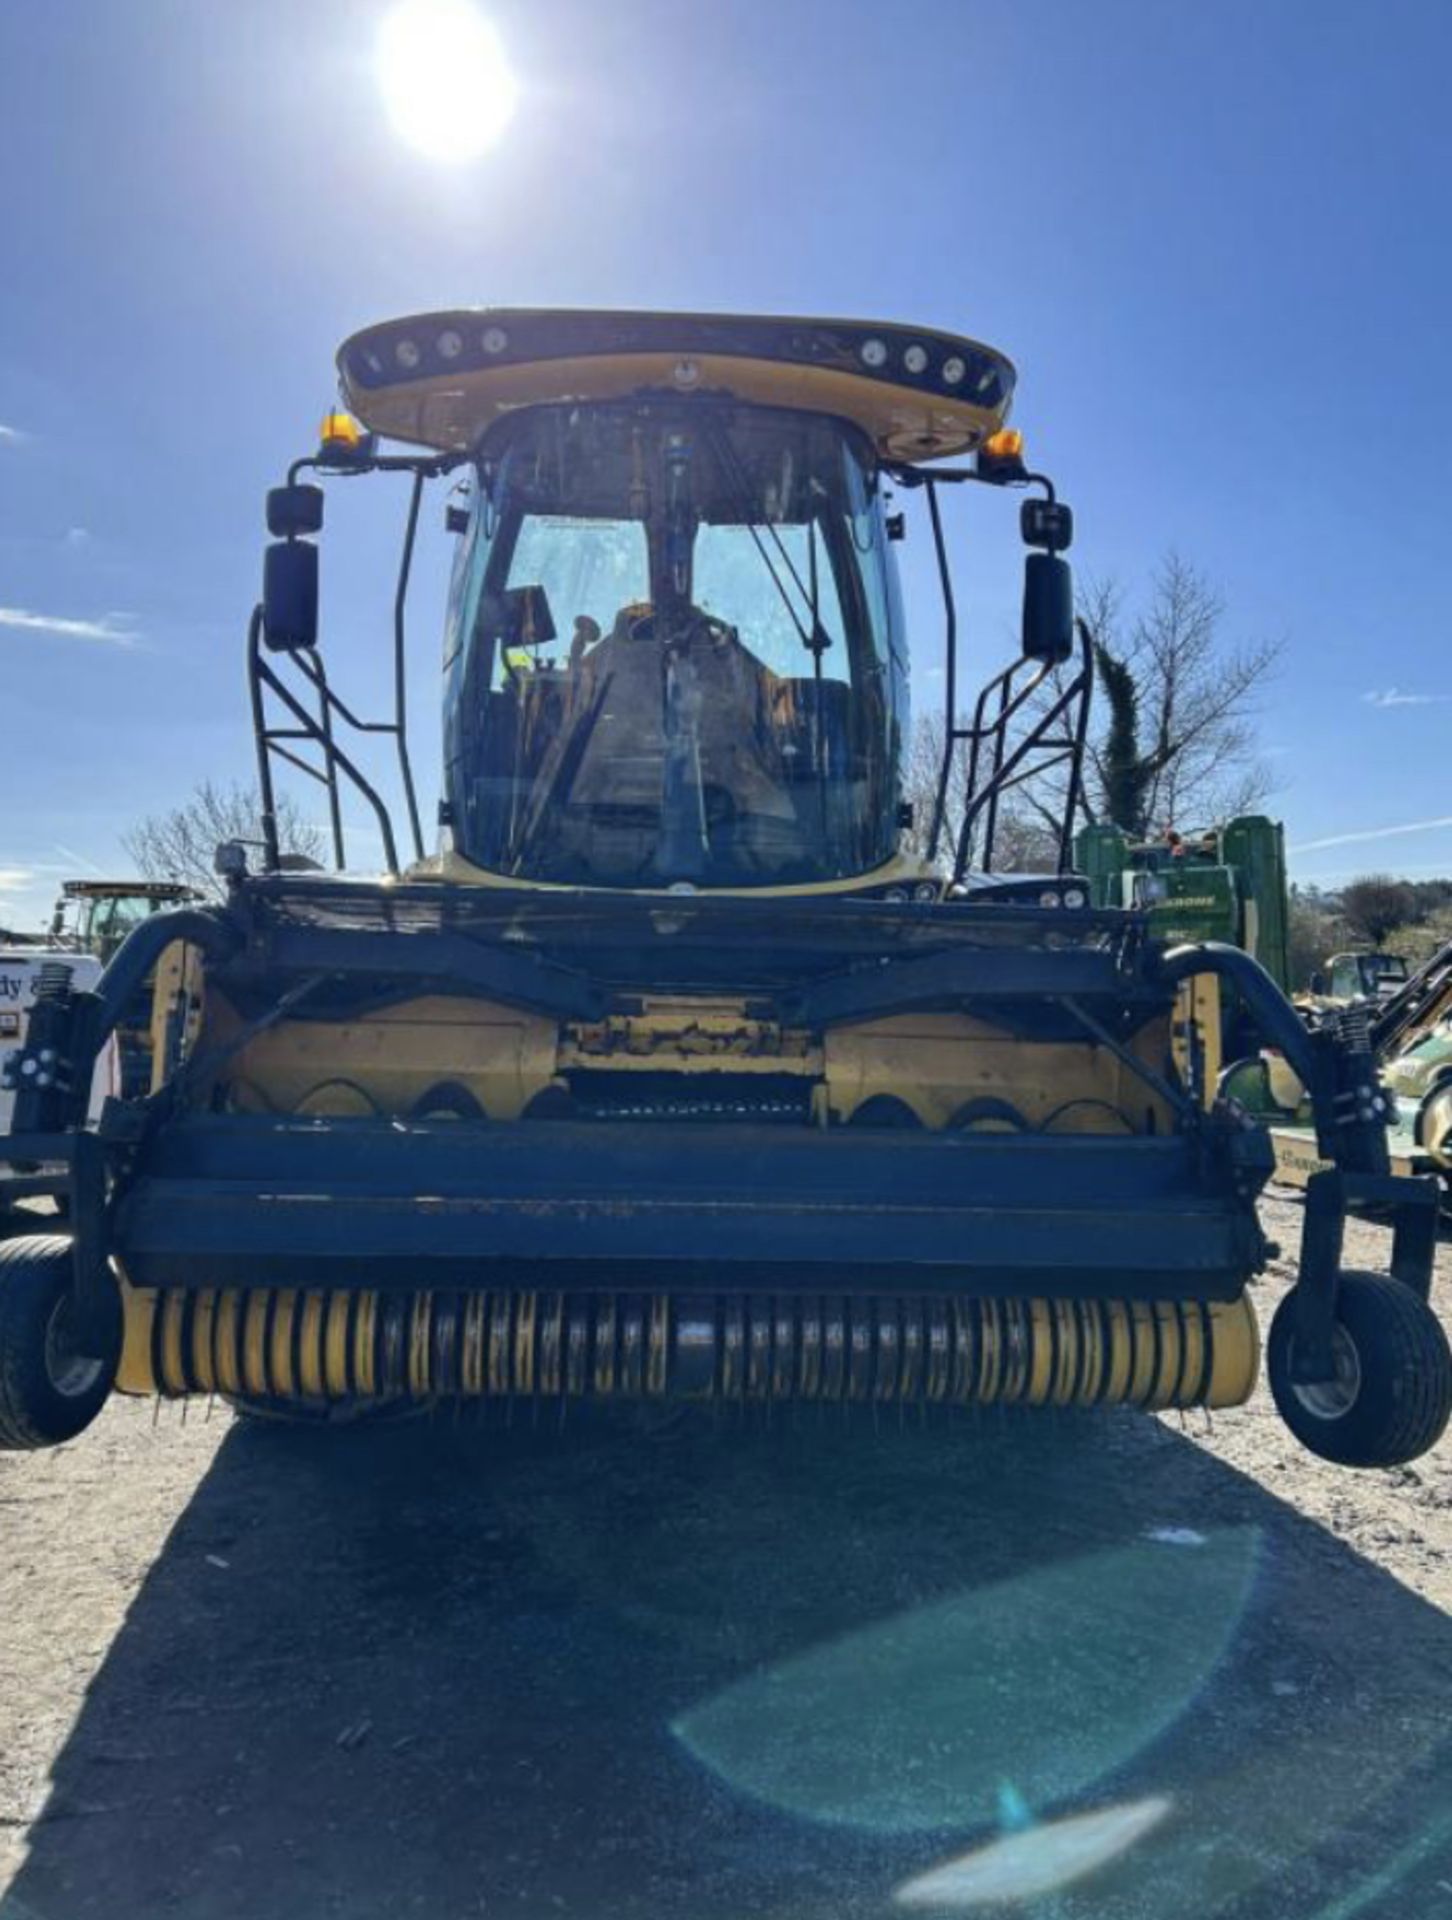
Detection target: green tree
<box><xmin>1287</xmin><ymin>885</ymin><xmax>1345</xmax><ymax>991</ymax></box>
<box><xmin>1093</xmin><ymin>641</ymin><xmax>1156</xmax><ymax>837</ymax></box>
<box><xmin>1339</xmin><ymin>874</ymin><xmax>1418</xmax><ymax>948</ymax></box>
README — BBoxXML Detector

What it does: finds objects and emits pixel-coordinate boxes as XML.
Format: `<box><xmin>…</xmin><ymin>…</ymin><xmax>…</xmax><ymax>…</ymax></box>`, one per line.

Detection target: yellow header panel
<box><xmin>336</xmin><ymin>309</ymin><xmax>1016</xmax><ymax>462</ymax></box>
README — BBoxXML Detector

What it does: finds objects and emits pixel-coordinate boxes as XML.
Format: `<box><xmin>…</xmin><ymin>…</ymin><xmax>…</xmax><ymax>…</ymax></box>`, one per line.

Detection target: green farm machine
<box><xmin>1076</xmin><ymin>817</ymin><xmax>1290</xmax><ymax>1087</ymax></box>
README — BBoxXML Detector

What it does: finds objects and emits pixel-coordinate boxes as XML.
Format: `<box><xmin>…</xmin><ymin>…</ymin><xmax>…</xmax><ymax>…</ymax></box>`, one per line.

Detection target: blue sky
<box><xmin>2</xmin><ymin>0</ymin><xmax>1449</xmax><ymax>927</ymax></box>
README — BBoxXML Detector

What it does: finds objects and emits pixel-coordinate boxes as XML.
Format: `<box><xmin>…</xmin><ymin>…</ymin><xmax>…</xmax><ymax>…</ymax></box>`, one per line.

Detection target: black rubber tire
<box><xmin>1268</xmin><ymin>1269</ymin><xmax>1452</xmax><ymax>1468</ymax></box>
<box><xmin>0</xmin><ymin>1235</ymin><xmax>118</xmax><ymax>1451</ymax></box>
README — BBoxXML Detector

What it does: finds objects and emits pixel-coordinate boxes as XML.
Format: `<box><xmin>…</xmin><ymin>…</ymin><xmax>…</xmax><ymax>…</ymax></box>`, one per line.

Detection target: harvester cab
<box><xmin>49</xmin><ymin>880</ymin><xmax>199</xmax><ymax>964</ymax></box>
<box><xmin>49</xmin><ymin>880</ymin><xmax>203</xmax><ymax>1099</ymax></box>
<box><xmin>1309</xmin><ymin>950</ymin><xmax>1411</xmax><ymax>1010</ymax></box>
<box><xmin>1</xmin><ymin>310</ymin><xmax>1447</xmax><ymax>1469</ymax></box>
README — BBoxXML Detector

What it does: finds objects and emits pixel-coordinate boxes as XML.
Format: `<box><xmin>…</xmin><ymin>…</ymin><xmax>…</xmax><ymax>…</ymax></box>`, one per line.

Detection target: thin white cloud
<box><xmin>0</xmin><ymin>606</ymin><xmax>139</xmax><ymax>647</ymax></box>
<box><xmin>1299</xmin><ymin>859</ymin><xmax>1452</xmax><ymax>884</ymax></box>
<box><xmin>64</xmin><ymin>526</ymin><xmax>90</xmax><ymax>546</ymax></box>
<box><xmin>1363</xmin><ymin>687</ymin><xmax>1446</xmax><ymax>709</ymax></box>
<box><xmin>0</xmin><ymin>423</ymin><xmax>23</xmax><ymax>444</ymax></box>
<box><xmin>1292</xmin><ymin>815</ymin><xmax>1452</xmax><ymax>855</ymax></box>
<box><xmin>51</xmin><ymin>842</ymin><xmax>105</xmax><ymax>875</ymax></box>
<box><xmin>0</xmin><ymin>868</ymin><xmax>34</xmax><ymax>890</ymax></box>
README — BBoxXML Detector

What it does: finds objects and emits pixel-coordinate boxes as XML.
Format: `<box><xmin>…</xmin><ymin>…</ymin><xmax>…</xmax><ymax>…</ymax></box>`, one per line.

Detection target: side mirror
<box><xmin>1021</xmin><ymin>497</ymin><xmax>1073</xmax><ymax>552</ymax></box>
<box><xmin>1022</xmin><ymin>551</ymin><xmax>1074</xmax><ymax>663</ymax></box>
<box><xmin>262</xmin><ymin>539</ymin><xmax>319</xmax><ymax>651</ymax></box>
<box><xmin>495</xmin><ymin>584</ymin><xmax>557</xmax><ymax>649</ymax></box>
<box><xmin>266</xmin><ymin>483</ymin><xmax>324</xmax><ymax>538</ymax></box>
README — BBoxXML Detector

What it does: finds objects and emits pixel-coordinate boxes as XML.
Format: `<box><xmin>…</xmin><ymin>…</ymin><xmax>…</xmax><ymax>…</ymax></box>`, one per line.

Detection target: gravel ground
<box><xmin>3</xmin><ymin>1189</ymin><xmax>1452</xmax><ymax>1920</ymax></box>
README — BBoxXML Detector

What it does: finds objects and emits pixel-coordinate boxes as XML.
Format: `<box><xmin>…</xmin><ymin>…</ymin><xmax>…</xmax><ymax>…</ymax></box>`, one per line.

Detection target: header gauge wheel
<box><xmin>0</xmin><ymin>1236</ymin><xmax>119</xmax><ymax>1451</ymax></box>
<box><xmin>1269</xmin><ymin>1270</ymin><xmax>1452</xmax><ymax>1469</ymax></box>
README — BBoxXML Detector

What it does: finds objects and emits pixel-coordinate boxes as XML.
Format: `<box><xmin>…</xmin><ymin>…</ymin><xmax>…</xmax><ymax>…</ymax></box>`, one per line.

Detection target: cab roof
<box><xmin>61</xmin><ymin>880</ymin><xmax>197</xmax><ymax>901</ymax></box>
<box><xmin>336</xmin><ymin>309</ymin><xmax>1016</xmax><ymax>463</ymax></box>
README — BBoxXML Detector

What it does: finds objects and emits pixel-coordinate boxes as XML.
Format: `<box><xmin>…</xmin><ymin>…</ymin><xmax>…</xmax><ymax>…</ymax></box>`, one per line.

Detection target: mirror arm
<box><xmin>926</xmin><ymin>476</ymin><xmax>958</xmax><ymax>864</ymax></box>
<box><xmin>1058</xmin><ymin>618</ymin><xmax>1096</xmax><ymax>870</ymax></box>
<box><xmin>287</xmin><ymin>449</ymin><xmax>462</xmax><ymax>487</ymax></box>
<box><xmin>310</xmin><ymin>650</ymin><xmax>347</xmax><ymax>869</ymax></box>
<box><xmin>392</xmin><ymin>469</ymin><xmax>427</xmax><ymax>862</ymax></box>
<box><xmin>247</xmin><ymin>606</ymin><xmax>283</xmax><ymax>872</ymax></box>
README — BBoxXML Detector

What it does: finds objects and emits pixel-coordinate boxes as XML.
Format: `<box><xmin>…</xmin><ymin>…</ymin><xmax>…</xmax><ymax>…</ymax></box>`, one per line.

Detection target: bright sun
<box><xmin>375</xmin><ymin>0</ymin><xmax>518</xmax><ymax>163</ymax></box>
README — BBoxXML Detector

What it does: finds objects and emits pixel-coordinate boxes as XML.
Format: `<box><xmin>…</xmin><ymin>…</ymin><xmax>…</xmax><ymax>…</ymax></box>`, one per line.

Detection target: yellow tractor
<box><xmin>1</xmin><ymin>310</ymin><xmax>1447</xmax><ymax>1466</ymax></box>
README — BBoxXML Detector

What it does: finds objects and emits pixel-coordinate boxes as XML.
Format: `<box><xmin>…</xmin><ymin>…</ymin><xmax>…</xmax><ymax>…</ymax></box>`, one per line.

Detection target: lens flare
<box><xmin>894</xmin><ymin>1795</ymin><xmax>1173</xmax><ymax>1908</ymax></box>
<box><xmin>375</xmin><ymin>0</ymin><xmax>518</xmax><ymax>164</ymax></box>
<box><xmin>672</xmin><ymin>1529</ymin><xmax>1258</xmax><ymax>1832</ymax></box>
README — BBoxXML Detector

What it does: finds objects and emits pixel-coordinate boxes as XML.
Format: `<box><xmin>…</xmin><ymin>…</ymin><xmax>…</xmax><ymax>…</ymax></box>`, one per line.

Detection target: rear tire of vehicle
<box><xmin>1268</xmin><ymin>1269</ymin><xmax>1452</xmax><ymax>1468</ymax></box>
<box><xmin>0</xmin><ymin>1235</ymin><xmax>118</xmax><ymax>1450</ymax></box>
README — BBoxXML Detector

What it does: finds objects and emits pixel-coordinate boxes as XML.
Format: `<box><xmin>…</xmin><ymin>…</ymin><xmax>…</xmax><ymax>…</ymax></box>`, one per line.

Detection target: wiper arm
<box><xmin>507</xmin><ymin>669</ymin><xmax>615</xmax><ymax>874</ymax></box>
<box><xmin>705</xmin><ymin>424</ymin><xmax>830</xmax><ymax>659</ymax></box>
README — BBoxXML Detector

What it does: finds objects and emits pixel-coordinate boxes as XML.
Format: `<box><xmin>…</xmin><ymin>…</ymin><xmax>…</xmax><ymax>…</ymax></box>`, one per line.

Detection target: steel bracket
<box><xmin>1290</xmin><ymin>1166</ymin><xmax>1439</xmax><ymax>1380</ymax></box>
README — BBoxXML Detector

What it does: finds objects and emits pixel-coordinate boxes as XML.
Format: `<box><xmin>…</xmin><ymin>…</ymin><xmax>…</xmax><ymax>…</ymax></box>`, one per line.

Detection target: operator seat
<box><xmin>519</xmin><ymin>603</ymin><xmax>813</xmax><ymax>879</ymax></box>
<box><xmin>566</xmin><ymin>606</ymin><xmax>794</xmax><ymax>821</ymax></box>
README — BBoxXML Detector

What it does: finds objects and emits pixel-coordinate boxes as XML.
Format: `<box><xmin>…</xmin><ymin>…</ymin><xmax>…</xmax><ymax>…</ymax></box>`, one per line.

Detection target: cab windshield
<box><xmin>73</xmin><ymin>891</ymin><xmax>173</xmax><ymax>961</ymax></box>
<box><xmin>442</xmin><ymin>400</ymin><xmax>908</xmax><ymax>887</ymax></box>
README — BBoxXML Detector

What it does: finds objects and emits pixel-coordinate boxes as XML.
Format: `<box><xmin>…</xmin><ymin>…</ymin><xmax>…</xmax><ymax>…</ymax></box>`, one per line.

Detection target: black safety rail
<box><xmin>889</xmin><ymin>466</ymin><xmax>1094</xmax><ymax>885</ymax></box>
<box><xmin>942</xmin><ymin>612</ymin><xmax>1093</xmax><ymax>880</ymax></box>
<box><xmin>248</xmin><ymin>450</ymin><xmax>462</xmax><ymax>878</ymax></box>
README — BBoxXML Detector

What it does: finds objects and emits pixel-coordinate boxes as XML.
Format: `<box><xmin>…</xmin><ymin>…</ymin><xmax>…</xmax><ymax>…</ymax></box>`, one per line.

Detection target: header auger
<box><xmin>1</xmin><ymin>309</ymin><xmax>1447</xmax><ymax>1466</ymax></box>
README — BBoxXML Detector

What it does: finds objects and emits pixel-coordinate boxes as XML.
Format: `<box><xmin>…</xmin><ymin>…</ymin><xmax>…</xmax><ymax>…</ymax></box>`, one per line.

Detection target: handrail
<box><xmin>248</xmin><ymin>608</ymin><xmax>401</xmax><ymax>874</ymax></box>
<box><xmin>949</xmin><ymin>618</ymin><xmax>1094</xmax><ymax>882</ymax></box>
<box><xmin>248</xmin><ymin>451</ymin><xmax>458</xmax><ymax>879</ymax></box>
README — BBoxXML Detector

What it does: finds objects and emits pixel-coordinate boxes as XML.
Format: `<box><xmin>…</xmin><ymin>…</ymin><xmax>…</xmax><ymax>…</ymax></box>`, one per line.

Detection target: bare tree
<box><xmin>1339</xmin><ymin>874</ymin><xmax>1417</xmax><ymax>948</ymax></box>
<box><xmin>123</xmin><ymin>781</ymin><xmax>325</xmax><ymax>900</ymax></box>
<box><xmin>901</xmin><ymin>711</ymin><xmax>961</xmax><ymax>866</ymax></box>
<box><xmin>903</xmin><ymin>712</ymin><xmax>1061</xmax><ymax>875</ymax></box>
<box><xmin>1081</xmin><ymin>555</ymin><xmax>1280</xmax><ymax>837</ymax></box>
<box><xmin>906</xmin><ymin>555</ymin><xmax>1277</xmax><ymax>873</ymax></box>
<box><xmin>1287</xmin><ymin>885</ymin><xmax>1347</xmax><ymax>991</ymax></box>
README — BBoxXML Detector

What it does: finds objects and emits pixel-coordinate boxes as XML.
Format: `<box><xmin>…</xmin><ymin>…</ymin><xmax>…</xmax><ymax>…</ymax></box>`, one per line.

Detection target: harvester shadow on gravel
<box><xmin>8</xmin><ymin>1407</ymin><xmax>1452</xmax><ymax>1920</ymax></box>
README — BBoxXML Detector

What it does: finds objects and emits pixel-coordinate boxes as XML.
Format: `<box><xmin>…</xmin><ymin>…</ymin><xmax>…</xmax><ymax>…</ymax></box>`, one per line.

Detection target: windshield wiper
<box><xmin>507</xmin><ymin>668</ymin><xmax>616</xmax><ymax>874</ymax></box>
<box><xmin>705</xmin><ymin>425</ymin><xmax>835</xmax><ymax>843</ymax></box>
<box><xmin>705</xmin><ymin>424</ymin><xmax>831</xmax><ymax>660</ymax></box>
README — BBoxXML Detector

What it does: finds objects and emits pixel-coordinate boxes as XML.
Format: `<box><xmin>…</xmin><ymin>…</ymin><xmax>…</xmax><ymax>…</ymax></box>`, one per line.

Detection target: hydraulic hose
<box><xmin>1157</xmin><ymin>940</ymin><xmax>1395</xmax><ymax>1175</ymax></box>
<box><xmin>88</xmin><ymin>908</ymin><xmax>242</xmax><ymax>1048</ymax></box>
<box><xmin>43</xmin><ymin>909</ymin><xmax>242</xmax><ymax>1133</ymax></box>
<box><xmin>1157</xmin><ymin>941</ymin><xmax>1316</xmax><ymax>1087</ymax></box>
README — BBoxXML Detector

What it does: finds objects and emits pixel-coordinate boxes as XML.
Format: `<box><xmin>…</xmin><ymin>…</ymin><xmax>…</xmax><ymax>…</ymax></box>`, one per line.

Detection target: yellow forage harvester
<box><xmin>2</xmin><ymin>310</ymin><xmax>1446</xmax><ymax>1467</ymax></box>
